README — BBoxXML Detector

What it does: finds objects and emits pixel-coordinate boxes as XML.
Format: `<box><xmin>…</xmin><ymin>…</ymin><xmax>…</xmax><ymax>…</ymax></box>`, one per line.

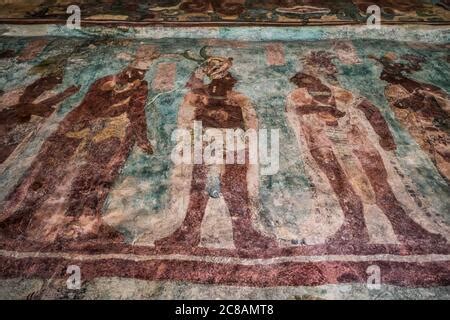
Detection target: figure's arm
<box><xmin>19</xmin><ymin>74</ymin><xmax>62</xmax><ymax>104</ymax></box>
<box><xmin>39</xmin><ymin>85</ymin><xmax>79</xmax><ymax>108</ymax></box>
<box><xmin>296</xmin><ymin>105</ymin><xmax>346</xmax><ymax>118</ymax></box>
<box><xmin>235</xmin><ymin>93</ymin><xmax>258</xmax><ymax>131</ymax></box>
<box><xmin>186</xmin><ymin>67</ymin><xmax>206</xmax><ymax>91</ymax></box>
<box><xmin>356</xmin><ymin>99</ymin><xmax>396</xmax><ymax>151</ymax></box>
<box><xmin>128</xmin><ymin>81</ymin><xmax>153</xmax><ymax>154</ymax></box>
<box><xmin>178</xmin><ymin>92</ymin><xmax>197</xmax><ymax>130</ymax></box>
<box><xmin>31</xmin><ymin>85</ymin><xmax>79</xmax><ymax>118</ymax></box>
<box><xmin>289</xmin><ymin>88</ymin><xmax>345</xmax><ymax>118</ymax></box>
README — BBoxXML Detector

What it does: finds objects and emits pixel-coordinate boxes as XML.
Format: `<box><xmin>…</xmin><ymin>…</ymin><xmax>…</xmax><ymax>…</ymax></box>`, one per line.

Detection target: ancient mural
<box><xmin>0</xmin><ymin>0</ymin><xmax>449</xmax><ymax>25</ymax></box>
<box><xmin>0</xmin><ymin>34</ymin><xmax>449</xmax><ymax>299</ymax></box>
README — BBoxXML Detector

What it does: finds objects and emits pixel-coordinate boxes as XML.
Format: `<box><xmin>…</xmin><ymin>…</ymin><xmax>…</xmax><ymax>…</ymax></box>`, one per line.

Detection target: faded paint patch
<box><xmin>266</xmin><ymin>43</ymin><xmax>285</xmax><ymax>66</ymax></box>
<box><xmin>152</xmin><ymin>62</ymin><xmax>176</xmax><ymax>92</ymax></box>
<box><xmin>17</xmin><ymin>39</ymin><xmax>48</xmax><ymax>62</ymax></box>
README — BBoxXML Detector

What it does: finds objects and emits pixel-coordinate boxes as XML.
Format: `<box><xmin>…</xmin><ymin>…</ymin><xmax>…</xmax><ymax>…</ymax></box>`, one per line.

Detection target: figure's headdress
<box><xmin>183</xmin><ymin>46</ymin><xmax>233</xmax><ymax>80</ymax></box>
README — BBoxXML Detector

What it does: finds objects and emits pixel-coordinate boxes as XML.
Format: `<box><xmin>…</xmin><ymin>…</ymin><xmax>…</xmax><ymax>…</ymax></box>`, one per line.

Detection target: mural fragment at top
<box><xmin>0</xmin><ymin>0</ymin><xmax>449</xmax><ymax>25</ymax></box>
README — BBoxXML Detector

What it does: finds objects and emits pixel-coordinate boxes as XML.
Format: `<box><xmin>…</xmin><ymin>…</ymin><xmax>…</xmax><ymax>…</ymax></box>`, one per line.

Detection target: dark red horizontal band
<box><xmin>1</xmin><ymin>256</ymin><xmax>449</xmax><ymax>287</ymax></box>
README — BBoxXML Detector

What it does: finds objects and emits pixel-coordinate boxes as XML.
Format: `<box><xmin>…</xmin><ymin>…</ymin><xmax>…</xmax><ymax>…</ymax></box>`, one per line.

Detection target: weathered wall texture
<box><xmin>0</xmin><ymin>31</ymin><xmax>449</xmax><ymax>299</ymax></box>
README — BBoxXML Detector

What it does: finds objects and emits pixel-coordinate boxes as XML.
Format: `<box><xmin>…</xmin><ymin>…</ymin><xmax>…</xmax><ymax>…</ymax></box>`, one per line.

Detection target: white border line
<box><xmin>1</xmin><ymin>250</ymin><xmax>449</xmax><ymax>265</ymax></box>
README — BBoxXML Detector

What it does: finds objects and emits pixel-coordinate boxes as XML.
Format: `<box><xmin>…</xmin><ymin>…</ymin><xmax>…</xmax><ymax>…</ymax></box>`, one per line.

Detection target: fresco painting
<box><xmin>0</xmin><ymin>29</ymin><xmax>449</xmax><ymax>299</ymax></box>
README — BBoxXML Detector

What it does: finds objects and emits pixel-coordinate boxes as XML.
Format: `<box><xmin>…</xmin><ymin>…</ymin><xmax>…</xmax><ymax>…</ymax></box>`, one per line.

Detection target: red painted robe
<box><xmin>0</xmin><ymin>66</ymin><xmax>152</xmax><ymax>243</ymax></box>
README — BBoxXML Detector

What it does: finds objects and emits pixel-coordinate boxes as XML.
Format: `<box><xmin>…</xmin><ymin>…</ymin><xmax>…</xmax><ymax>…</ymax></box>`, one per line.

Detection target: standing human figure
<box><xmin>0</xmin><ymin>42</ymin><xmax>78</xmax><ymax>166</ymax></box>
<box><xmin>156</xmin><ymin>48</ymin><xmax>276</xmax><ymax>250</ymax></box>
<box><xmin>370</xmin><ymin>53</ymin><xmax>450</xmax><ymax>184</ymax></box>
<box><xmin>0</xmin><ymin>61</ymin><xmax>78</xmax><ymax>164</ymax></box>
<box><xmin>286</xmin><ymin>50</ymin><xmax>446</xmax><ymax>246</ymax></box>
<box><xmin>0</xmin><ymin>45</ymin><xmax>158</xmax><ymax>242</ymax></box>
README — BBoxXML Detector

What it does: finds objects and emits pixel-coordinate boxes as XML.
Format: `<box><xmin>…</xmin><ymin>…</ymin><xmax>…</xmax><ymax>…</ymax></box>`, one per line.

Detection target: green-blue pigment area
<box><xmin>28</xmin><ymin>24</ymin><xmax>446</xmax><ymax>44</ymax></box>
<box><xmin>227</xmin><ymin>42</ymin><xmax>314</xmax><ymax>227</ymax></box>
<box><xmin>407</xmin><ymin>50</ymin><xmax>450</xmax><ymax>94</ymax></box>
<box><xmin>0</xmin><ymin>37</ymin><xmax>50</xmax><ymax>92</ymax></box>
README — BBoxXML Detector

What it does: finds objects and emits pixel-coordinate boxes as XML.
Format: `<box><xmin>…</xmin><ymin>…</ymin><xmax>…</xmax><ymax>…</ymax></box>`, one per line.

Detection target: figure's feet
<box><xmin>0</xmin><ymin>208</ymin><xmax>32</xmax><ymax>240</ymax></box>
<box><xmin>155</xmin><ymin>226</ymin><xmax>278</xmax><ymax>250</ymax></box>
<box><xmin>234</xmin><ymin>228</ymin><xmax>278</xmax><ymax>250</ymax></box>
<box><xmin>154</xmin><ymin>227</ymin><xmax>201</xmax><ymax>248</ymax></box>
<box><xmin>396</xmin><ymin>231</ymin><xmax>447</xmax><ymax>247</ymax></box>
<box><xmin>326</xmin><ymin>223</ymin><xmax>370</xmax><ymax>246</ymax></box>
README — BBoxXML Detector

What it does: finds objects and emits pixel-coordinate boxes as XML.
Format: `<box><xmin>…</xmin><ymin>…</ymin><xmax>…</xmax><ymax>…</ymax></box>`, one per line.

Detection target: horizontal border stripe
<box><xmin>1</xmin><ymin>249</ymin><xmax>450</xmax><ymax>265</ymax></box>
<box><xmin>0</xmin><ymin>256</ymin><xmax>448</xmax><ymax>287</ymax></box>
